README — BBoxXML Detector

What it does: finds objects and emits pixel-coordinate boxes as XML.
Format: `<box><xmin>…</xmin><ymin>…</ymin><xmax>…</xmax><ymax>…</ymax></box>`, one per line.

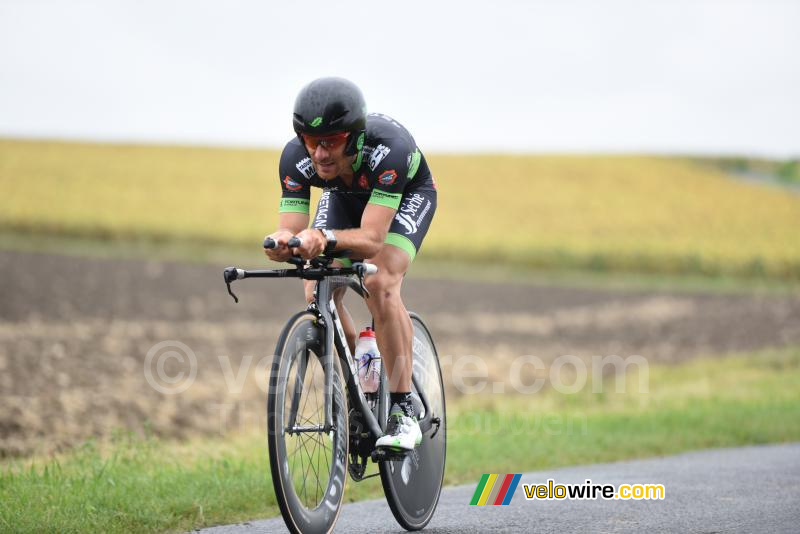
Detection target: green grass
<box><xmin>449</xmin><ymin>347</ymin><xmax>800</xmax><ymax>470</ymax></box>
<box><xmin>777</xmin><ymin>160</ymin><xmax>800</xmax><ymax>185</ymax></box>
<box><xmin>2</xmin><ymin>346</ymin><xmax>799</xmax><ymax>532</ymax></box>
<box><xmin>692</xmin><ymin>156</ymin><xmax>800</xmax><ymax>185</ymax></box>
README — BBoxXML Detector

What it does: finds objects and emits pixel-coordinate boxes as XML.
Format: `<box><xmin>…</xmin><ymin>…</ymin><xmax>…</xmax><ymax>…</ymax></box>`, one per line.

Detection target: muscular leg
<box><xmin>363</xmin><ymin>245</ymin><xmax>413</xmax><ymax>393</ymax></box>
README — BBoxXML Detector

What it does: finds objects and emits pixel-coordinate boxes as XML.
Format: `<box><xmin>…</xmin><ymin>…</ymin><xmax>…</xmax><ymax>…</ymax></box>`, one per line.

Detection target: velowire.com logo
<box><xmin>469</xmin><ymin>474</ymin><xmax>522</xmax><ymax>505</ymax></box>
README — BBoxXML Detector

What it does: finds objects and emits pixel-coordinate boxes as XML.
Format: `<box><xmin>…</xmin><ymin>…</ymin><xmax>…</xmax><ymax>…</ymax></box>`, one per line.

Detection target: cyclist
<box><xmin>264</xmin><ymin>77</ymin><xmax>437</xmax><ymax>451</ymax></box>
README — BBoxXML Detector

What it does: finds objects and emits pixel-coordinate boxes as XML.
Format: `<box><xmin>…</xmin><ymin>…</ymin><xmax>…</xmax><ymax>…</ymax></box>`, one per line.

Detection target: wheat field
<box><xmin>2</xmin><ymin>139</ymin><xmax>798</xmax><ymax>278</ymax></box>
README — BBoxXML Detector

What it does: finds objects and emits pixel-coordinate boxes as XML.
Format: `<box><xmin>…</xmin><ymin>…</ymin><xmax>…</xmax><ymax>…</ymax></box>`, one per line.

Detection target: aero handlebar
<box><xmin>263</xmin><ymin>236</ymin><xmax>303</xmax><ymax>249</ymax></box>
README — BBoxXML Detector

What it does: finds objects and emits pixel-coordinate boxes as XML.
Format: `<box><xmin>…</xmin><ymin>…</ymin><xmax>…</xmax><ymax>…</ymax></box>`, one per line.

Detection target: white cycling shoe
<box><xmin>376</xmin><ymin>404</ymin><xmax>422</xmax><ymax>451</ymax></box>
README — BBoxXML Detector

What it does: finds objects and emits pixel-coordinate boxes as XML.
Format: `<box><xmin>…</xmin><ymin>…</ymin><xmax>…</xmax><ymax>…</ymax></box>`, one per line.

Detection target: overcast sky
<box><xmin>1</xmin><ymin>0</ymin><xmax>798</xmax><ymax>157</ymax></box>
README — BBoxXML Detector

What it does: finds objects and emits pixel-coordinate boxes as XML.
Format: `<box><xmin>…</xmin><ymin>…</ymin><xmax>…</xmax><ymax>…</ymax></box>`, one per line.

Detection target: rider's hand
<box><xmin>264</xmin><ymin>229</ymin><xmax>295</xmax><ymax>262</ymax></box>
<box><xmin>293</xmin><ymin>228</ymin><xmax>327</xmax><ymax>260</ymax></box>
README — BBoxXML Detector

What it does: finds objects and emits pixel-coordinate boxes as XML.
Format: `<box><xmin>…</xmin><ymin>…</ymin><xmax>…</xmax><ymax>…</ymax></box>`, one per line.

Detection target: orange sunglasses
<box><xmin>301</xmin><ymin>132</ymin><xmax>350</xmax><ymax>151</ymax></box>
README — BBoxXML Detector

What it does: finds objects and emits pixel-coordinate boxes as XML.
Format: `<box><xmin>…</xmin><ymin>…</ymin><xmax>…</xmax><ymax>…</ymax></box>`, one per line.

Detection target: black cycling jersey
<box><xmin>277</xmin><ymin>113</ymin><xmax>437</xmax><ymax>261</ymax></box>
<box><xmin>278</xmin><ymin>113</ymin><xmax>436</xmax><ymax>214</ymax></box>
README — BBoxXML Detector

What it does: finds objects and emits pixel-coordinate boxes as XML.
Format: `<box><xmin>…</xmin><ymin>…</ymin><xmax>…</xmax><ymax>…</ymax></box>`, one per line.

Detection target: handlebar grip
<box><xmin>224</xmin><ymin>266</ymin><xmax>245</xmax><ymax>283</ymax></box>
<box><xmin>264</xmin><ymin>236</ymin><xmax>302</xmax><ymax>249</ymax></box>
<box><xmin>355</xmin><ymin>262</ymin><xmax>378</xmax><ymax>275</ymax></box>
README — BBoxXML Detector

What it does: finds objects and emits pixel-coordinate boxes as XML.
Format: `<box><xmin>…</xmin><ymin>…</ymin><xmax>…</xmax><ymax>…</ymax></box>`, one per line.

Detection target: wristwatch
<box><xmin>319</xmin><ymin>228</ymin><xmax>337</xmax><ymax>253</ymax></box>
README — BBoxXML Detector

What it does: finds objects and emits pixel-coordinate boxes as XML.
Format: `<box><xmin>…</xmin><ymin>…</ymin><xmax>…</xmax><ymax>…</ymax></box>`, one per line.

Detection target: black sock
<box><xmin>390</xmin><ymin>392</ymin><xmax>415</xmax><ymax>418</ymax></box>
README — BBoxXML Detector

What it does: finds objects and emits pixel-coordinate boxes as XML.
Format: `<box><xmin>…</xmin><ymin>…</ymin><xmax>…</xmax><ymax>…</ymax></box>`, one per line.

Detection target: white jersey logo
<box><xmin>394</xmin><ymin>212</ymin><xmax>418</xmax><ymax>235</ymax></box>
<box><xmin>296</xmin><ymin>157</ymin><xmax>315</xmax><ymax>179</ymax></box>
<box><xmin>369</xmin><ymin>144</ymin><xmax>391</xmax><ymax>171</ymax></box>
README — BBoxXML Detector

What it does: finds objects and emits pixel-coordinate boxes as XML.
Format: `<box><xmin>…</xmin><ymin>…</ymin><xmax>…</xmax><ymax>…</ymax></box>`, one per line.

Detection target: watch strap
<box><xmin>321</xmin><ymin>229</ymin><xmax>337</xmax><ymax>253</ymax></box>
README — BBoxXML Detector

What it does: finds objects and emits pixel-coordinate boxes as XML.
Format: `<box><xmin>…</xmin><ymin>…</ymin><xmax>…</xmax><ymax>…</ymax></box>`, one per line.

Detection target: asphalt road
<box><xmin>198</xmin><ymin>443</ymin><xmax>800</xmax><ymax>534</ymax></box>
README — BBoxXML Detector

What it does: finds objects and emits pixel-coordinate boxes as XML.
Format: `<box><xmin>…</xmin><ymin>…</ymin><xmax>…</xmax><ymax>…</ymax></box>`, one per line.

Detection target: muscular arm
<box><xmin>278</xmin><ymin>212</ymin><xmax>309</xmax><ymax>235</ymax></box>
<box><xmin>333</xmin><ymin>203</ymin><xmax>395</xmax><ymax>259</ymax></box>
<box><xmin>289</xmin><ymin>203</ymin><xmax>394</xmax><ymax>260</ymax></box>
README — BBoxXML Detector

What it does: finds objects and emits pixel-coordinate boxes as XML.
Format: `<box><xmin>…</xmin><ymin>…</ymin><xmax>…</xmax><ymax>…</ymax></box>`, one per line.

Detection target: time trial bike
<box><xmin>223</xmin><ymin>237</ymin><xmax>446</xmax><ymax>533</ymax></box>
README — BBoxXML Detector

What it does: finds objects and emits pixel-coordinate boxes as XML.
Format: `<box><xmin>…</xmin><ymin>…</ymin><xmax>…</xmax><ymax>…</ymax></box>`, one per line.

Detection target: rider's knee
<box><xmin>364</xmin><ymin>271</ymin><xmax>386</xmax><ymax>296</ymax></box>
<box><xmin>365</xmin><ymin>272</ymin><xmax>401</xmax><ymax>307</ymax></box>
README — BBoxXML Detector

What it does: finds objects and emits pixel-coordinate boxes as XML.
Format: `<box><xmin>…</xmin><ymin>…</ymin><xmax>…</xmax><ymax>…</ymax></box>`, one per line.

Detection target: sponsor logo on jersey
<box><xmin>313</xmin><ymin>191</ymin><xmax>331</xmax><ymax>228</ymax></box>
<box><xmin>279</xmin><ymin>197</ymin><xmax>310</xmax><ymax>213</ymax></box>
<box><xmin>394</xmin><ymin>212</ymin><xmax>418</xmax><ymax>235</ymax></box>
<box><xmin>378</xmin><ymin>169</ymin><xmax>398</xmax><ymax>186</ymax></box>
<box><xmin>296</xmin><ymin>157</ymin><xmax>315</xmax><ymax>179</ymax></box>
<box><xmin>394</xmin><ymin>193</ymin><xmax>431</xmax><ymax>235</ymax></box>
<box><xmin>359</xmin><ymin>174</ymin><xmax>369</xmax><ymax>189</ymax></box>
<box><xmin>401</xmin><ymin>193</ymin><xmax>427</xmax><ymax>217</ymax></box>
<box><xmin>369</xmin><ymin>144</ymin><xmax>391</xmax><ymax>170</ymax></box>
<box><xmin>283</xmin><ymin>176</ymin><xmax>303</xmax><ymax>191</ymax></box>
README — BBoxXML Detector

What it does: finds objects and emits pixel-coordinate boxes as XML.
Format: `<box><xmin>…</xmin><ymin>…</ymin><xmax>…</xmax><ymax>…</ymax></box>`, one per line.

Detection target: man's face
<box><xmin>302</xmin><ymin>132</ymin><xmax>352</xmax><ymax>180</ymax></box>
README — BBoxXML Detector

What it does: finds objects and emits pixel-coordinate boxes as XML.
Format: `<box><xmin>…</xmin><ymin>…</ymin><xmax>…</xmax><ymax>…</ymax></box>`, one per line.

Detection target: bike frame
<box><xmin>224</xmin><ymin>262</ymin><xmax>436</xmax><ymax>445</ymax></box>
<box><xmin>316</xmin><ymin>276</ymin><xmax>436</xmax><ymax>441</ymax></box>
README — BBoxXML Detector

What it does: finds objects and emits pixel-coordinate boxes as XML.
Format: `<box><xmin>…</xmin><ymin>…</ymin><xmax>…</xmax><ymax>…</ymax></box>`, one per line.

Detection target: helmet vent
<box><xmin>329</xmin><ymin>110</ymin><xmax>348</xmax><ymax>127</ymax></box>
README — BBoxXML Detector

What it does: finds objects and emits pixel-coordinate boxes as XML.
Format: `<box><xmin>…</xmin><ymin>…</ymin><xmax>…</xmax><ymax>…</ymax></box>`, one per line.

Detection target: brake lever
<box><xmin>223</xmin><ymin>267</ymin><xmax>240</xmax><ymax>303</ymax></box>
<box><xmin>356</xmin><ymin>265</ymin><xmax>371</xmax><ymax>299</ymax></box>
<box><xmin>226</xmin><ymin>282</ymin><xmax>239</xmax><ymax>303</ymax></box>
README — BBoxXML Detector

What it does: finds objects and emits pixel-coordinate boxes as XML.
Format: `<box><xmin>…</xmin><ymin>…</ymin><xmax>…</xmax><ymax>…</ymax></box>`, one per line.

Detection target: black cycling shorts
<box><xmin>311</xmin><ymin>188</ymin><xmax>436</xmax><ymax>262</ymax></box>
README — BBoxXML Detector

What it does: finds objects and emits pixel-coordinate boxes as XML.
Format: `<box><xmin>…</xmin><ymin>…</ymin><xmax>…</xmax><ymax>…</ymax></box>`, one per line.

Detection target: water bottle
<box><xmin>354</xmin><ymin>327</ymin><xmax>381</xmax><ymax>393</ymax></box>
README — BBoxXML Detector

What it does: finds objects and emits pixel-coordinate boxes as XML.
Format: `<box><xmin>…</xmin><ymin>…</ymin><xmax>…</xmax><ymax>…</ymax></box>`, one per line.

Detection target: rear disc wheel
<box><xmin>379</xmin><ymin>312</ymin><xmax>446</xmax><ymax>530</ymax></box>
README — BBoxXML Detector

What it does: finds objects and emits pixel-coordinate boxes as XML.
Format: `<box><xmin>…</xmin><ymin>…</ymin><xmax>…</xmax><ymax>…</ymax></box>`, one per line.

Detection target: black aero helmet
<box><xmin>293</xmin><ymin>77</ymin><xmax>367</xmax><ymax>156</ymax></box>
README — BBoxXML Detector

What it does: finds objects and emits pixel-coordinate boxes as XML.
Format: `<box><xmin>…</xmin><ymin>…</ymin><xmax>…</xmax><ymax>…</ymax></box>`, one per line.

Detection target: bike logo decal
<box><xmin>283</xmin><ymin>176</ymin><xmax>303</xmax><ymax>191</ymax></box>
<box><xmin>378</xmin><ymin>169</ymin><xmax>398</xmax><ymax>186</ymax></box>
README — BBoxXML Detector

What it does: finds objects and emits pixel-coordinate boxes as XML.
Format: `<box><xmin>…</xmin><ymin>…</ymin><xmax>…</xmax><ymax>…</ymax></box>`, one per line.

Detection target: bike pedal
<box><xmin>371</xmin><ymin>447</ymin><xmax>411</xmax><ymax>462</ymax></box>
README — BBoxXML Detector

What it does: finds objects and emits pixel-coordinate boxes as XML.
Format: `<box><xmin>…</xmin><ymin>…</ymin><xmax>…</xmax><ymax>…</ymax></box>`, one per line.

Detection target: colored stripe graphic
<box><xmin>501</xmin><ymin>474</ymin><xmax>522</xmax><ymax>505</ymax></box>
<box><xmin>477</xmin><ymin>474</ymin><xmax>498</xmax><ymax>505</ymax></box>
<box><xmin>470</xmin><ymin>474</ymin><xmax>522</xmax><ymax>505</ymax></box>
<box><xmin>493</xmin><ymin>474</ymin><xmax>515</xmax><ymax>505</ymax></box>
<box><xmin>470</xmin><ymin>474</ymin><xmax>490</xmax><ymax>505</ymax></box>
<box><xmin>487</xmin><ymin>474</ymin><xmax>504</xmax><ymax>504</ymax></box>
